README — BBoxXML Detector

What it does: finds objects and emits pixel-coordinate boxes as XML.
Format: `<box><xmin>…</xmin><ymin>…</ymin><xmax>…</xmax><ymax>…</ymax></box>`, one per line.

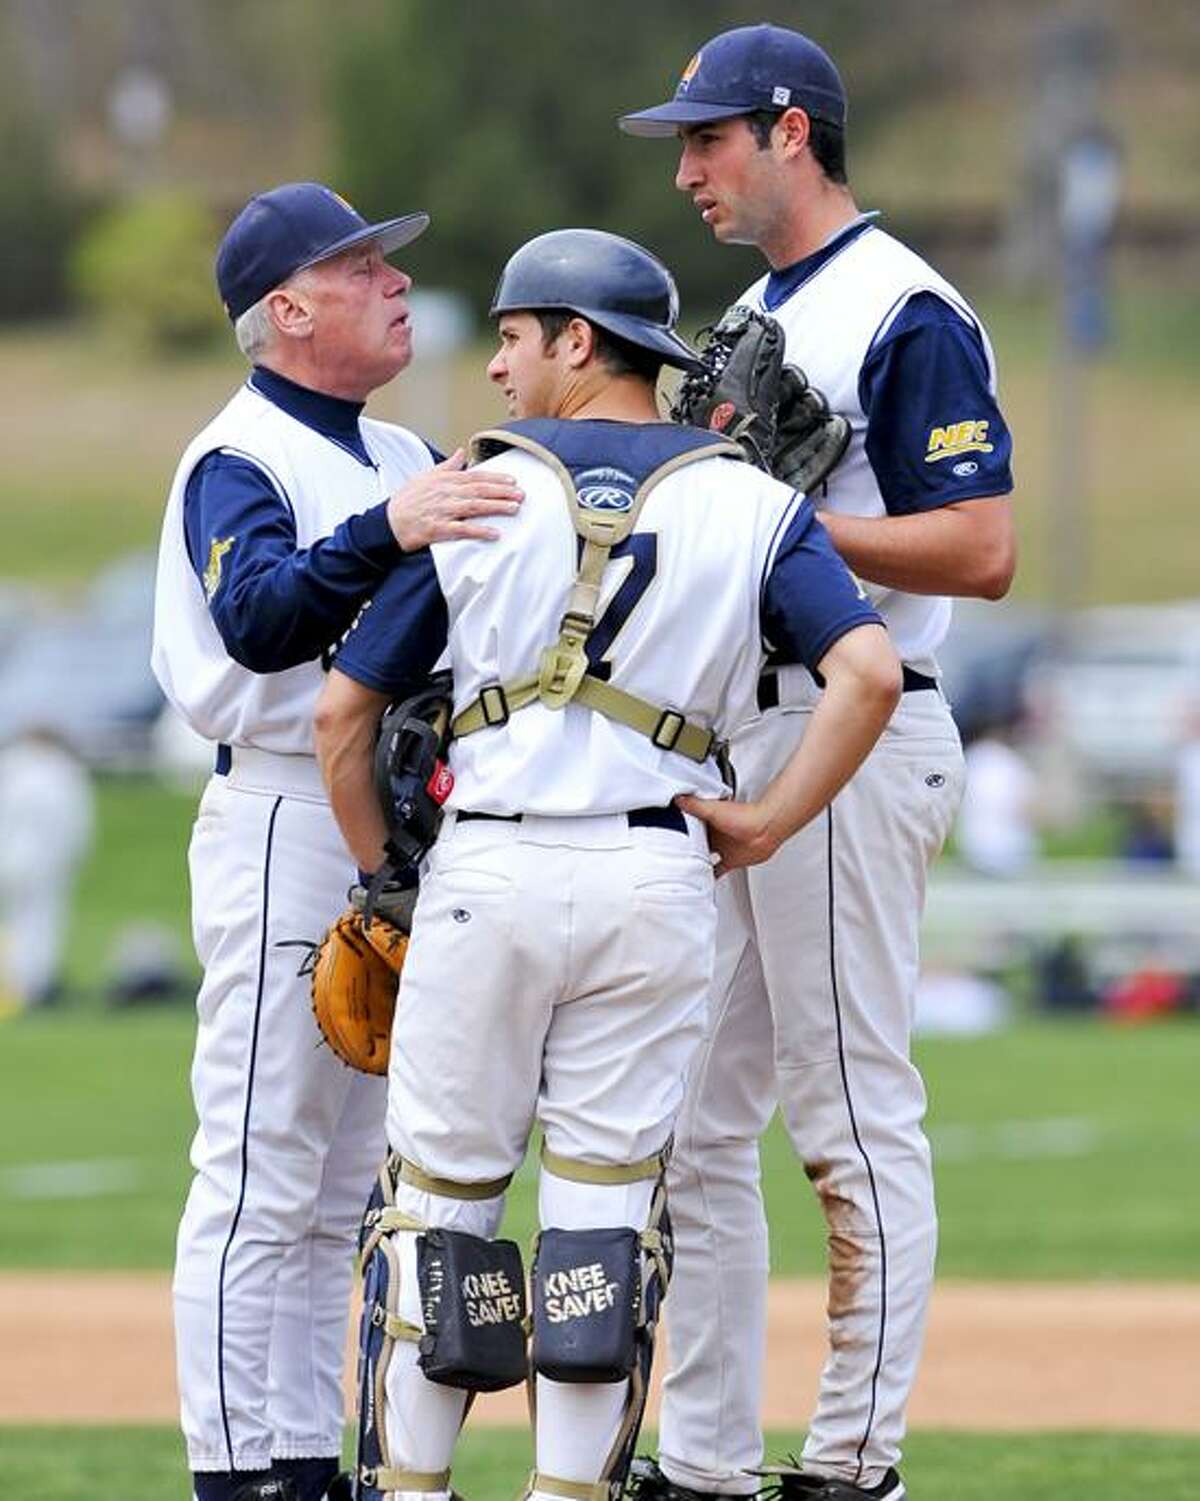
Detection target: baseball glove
<box><xmin>671</xmin><ymin>304</ymin><xmax>850</xmax><ymax>493</ymax></box>
<box><xmin>308</xmin><ymin>883</ymin><xmax>415</xmax><ymax>1075</ymax></box>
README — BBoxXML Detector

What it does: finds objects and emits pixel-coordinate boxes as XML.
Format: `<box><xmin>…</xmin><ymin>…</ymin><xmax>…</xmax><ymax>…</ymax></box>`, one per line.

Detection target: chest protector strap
<box><xmin>451</xmin><ymin>428</ymin><xmax>742</xmax><ymax>764</ymax></box>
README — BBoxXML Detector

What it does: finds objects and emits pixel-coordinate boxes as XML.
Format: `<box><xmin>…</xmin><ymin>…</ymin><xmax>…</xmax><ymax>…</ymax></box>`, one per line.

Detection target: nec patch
<box><xmin>576</xmin><ymin>466</ymin><xmax>636</xmax><ymax>512</ymax></box>
<box><xmin>203</xmin><ymin>535</ymin><xmax>235</xmax><ymax>600</ymax></box>
<box><xmin>924</xmin><ymin>420</ymin><xmax>993</xmax><ymax>464</ymax></box>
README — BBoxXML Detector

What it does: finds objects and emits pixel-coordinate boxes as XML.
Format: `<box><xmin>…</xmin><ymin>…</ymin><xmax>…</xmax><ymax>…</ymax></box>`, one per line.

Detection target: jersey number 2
<box><xmin>585</xmin><ymin>533</ymin><xmax>658</xmax><ymax>680</ymax></box>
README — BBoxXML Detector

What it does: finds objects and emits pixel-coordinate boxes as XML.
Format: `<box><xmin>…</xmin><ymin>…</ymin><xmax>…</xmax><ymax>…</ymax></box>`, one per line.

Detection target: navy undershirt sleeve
<box><xmin>184</xmin><ymin>450</ymin><xmax>405</xmax><ymax>672</ymax></box>
<box><xmin>859</xmin><ymin>291</ymin><xmax>1014</xmax><ymax>515</ymax></box>
<box><xmin>332</xmin><ymin>549</ymin><xmax>449</xmax><ymax>696</ymax></box>
<box><xmin>761</xmin><ymin>500</ymin><xmax>883</xmax><ymax>671</ymax></box>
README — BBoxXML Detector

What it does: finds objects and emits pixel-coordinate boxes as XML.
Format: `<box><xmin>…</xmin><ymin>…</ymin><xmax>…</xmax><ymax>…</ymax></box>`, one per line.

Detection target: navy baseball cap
<box><xmin>619</xmin><ymin>24</ymin><xmax>846</xmax><ymax>137</ymax></box>
<box><xmin>215</xmin><ymin>181</ymin><xmax>430</xmax><ymax>322</ymax></box>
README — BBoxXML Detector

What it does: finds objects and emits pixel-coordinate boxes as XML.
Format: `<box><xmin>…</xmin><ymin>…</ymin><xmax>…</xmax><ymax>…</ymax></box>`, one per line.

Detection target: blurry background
<box><xmin>0</xmin><ymin>0</ymin><xmax>1197</xmax><ymax>1018</ymax></box>
<box><xmin>0</xmin><ymin>2</ymin><xmax>1197</xmax><ymax>1495</ymax></box>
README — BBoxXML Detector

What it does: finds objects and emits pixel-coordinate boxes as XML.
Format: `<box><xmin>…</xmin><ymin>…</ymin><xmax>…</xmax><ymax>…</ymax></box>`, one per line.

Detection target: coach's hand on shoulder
<box><xmin>387</xmin><ymin>448</ymin><xmax>523</xmax><ymax>550</ymax></box>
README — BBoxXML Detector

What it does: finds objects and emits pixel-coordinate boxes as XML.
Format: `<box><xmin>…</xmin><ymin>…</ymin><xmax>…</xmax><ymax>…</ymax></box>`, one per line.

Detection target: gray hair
<box><xmin>233</xmin><ymin>266</ymin><xmax>318</xmax><ymax>362</ymax></box>
<box><xmin>233</xmin><ymin>296</ymin><xmax>277</xmax><ymax>362</ymax></box>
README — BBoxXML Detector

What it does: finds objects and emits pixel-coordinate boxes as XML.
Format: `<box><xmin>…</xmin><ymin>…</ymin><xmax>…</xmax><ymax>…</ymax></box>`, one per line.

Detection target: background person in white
<box><xmin>152</xmin><ymin>182</ymin><xmax>522</xmax><ymax>1501</ymax></box>
<box><xmin>622</xmin><ymin>25</ymin><xmax>1016</xmax><ymax>1501</ymax></box>
<box><xmin>958</xmin><ymin>719</ymin><xmax>1039</xmax><ymax>877</ymax></box>
<box><xmin>313</xmin><ymin>228</ymin><xmax>900</xmax><ymax>1501</ymax></box>
<box><xmin>0</xmin><ymin>728</ymin><xmax>94</xmax><ymax>1013</ymax></box>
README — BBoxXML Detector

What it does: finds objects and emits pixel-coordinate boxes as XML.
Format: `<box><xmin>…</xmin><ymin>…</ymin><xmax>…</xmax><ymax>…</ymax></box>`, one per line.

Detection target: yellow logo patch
<box><xmin>203</xmin><ymin>536</ymin><xmax>235</xmax><ymax>601</ymax></box>
<box><xmin>679</xmin><ymin>51</ymin><xmax>701</xmax><ymax>89</ymax></box>
<box><xmin>925</xmin><ymin>420</ymin><xmax>993</xmax><ymax>463</ymax></box>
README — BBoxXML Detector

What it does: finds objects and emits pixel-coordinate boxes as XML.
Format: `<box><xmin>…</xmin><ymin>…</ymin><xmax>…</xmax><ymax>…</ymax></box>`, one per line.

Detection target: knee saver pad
<box><xmin>416</xmin><ymin>1226</ymin><xmax>527</xmax><ymax>1391</ymax></box>
<box><xmin>531</xmin><ymin>1225</ymin><xmax>643</xmax><ymax>1383</ymax></box>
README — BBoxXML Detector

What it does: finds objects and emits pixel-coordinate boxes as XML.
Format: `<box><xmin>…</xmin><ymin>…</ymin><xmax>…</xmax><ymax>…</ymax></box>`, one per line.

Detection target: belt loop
<box><xmin>214</xmin><ymin>743</ymin><xmax>232</xmax><ymax>776</ymax></box>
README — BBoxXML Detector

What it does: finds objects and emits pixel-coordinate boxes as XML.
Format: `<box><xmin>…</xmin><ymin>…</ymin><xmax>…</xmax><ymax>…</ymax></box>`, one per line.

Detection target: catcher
<box><xmin>308</xmin><ymin>226</ymin><xmax>896</xmax><ymax>1501</ymax></box>
<box><xmin>309</xmin><ymin>305</ymin><xmax>851</xmax><ymax>1083</ymax></box>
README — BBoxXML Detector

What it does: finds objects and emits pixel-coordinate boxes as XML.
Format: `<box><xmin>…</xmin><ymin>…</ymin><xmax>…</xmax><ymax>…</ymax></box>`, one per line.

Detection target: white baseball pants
<box><xmin>174</xmin><ymin>758</ymin><xmax>387</xmax><ymax>1473</ymax></box>
<box><xmin>658</xmin><ymin>690</ymin><xmax>964</xmax><ymax>1492</ymax></box>
<box><xmin>379</xmin><ymin>810</ymin><xmax>717</xmax><ymax>1498</ymax></box>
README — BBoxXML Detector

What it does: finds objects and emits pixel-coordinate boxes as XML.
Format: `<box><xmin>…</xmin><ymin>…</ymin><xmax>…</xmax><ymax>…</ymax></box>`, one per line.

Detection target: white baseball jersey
<box><xmin>336</xmin><ymin>419</ymin><xmax>878</xmax><ymax>814</ymax></box>
<box><xmin>742</xmin><ymin>216</ymin><xmax>1010</xmax><ymax>669</ymax></box>
<box><xmin>153</xmin><ymin>378</ymin><xmax>433</xmax><ymax>754</ymax></box>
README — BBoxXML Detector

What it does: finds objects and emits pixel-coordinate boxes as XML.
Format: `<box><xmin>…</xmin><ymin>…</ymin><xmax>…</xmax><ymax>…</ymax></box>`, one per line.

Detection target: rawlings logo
<box><xmin>708</xmin><ymin>401</ymin><xmax>737</xmax><ymax>433</ymax></box>
<box><xmin>576</xmin><ymin>465</ymin><xmax>636</xmax><ymax>512</ymax></box>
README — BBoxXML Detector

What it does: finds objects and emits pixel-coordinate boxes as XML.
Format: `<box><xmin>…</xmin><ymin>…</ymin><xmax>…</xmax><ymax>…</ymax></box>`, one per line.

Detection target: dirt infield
<box><xmin>3</xmin><ymin>1274</ymin><xmax>1198</xmax><ymax>1431</ymax></box>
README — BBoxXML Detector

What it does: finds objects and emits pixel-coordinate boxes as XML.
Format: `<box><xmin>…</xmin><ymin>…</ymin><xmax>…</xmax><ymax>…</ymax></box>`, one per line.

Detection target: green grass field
<box><xmin>2</xmin><ymin>1006</ymin><xmax>1197</xmax><ymax>1278</ymax></box>
<box><xmin>3</xmin><ymin>1428</ymin><xmax>1199</xmax><ymax>1501</ymax></box>
<box><xmin>4</xmin><ymin>773</ymin><xmax>1198</xmax><ymax>1275</ymax></box>
<box><xmin>4</xmin><ymin>789</ymin><xmax>1199</xmax><ymax>1496</ymax></box>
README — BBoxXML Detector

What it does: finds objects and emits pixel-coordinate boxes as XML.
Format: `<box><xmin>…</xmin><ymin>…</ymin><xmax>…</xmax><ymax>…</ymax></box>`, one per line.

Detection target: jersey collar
<box><xmin>249</xmin><ymin>364</ymin><xmax>372</xmax><ymax>465</ymax></box>
<box><xmin>761</xmin><ymin>212</ymin><xmax>879</xmax><ymax>312</ymax></box>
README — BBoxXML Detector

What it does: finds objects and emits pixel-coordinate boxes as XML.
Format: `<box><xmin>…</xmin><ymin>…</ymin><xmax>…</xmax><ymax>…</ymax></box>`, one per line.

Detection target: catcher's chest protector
<box><xmin>454</xmin><ymin>419</ymin><xmax>741</xmax><ymax>763</ymax></box>
<box><xmin>428</xmin><ymin>415</ymin><xmax>811</xmax><ymax>815</ymax></box>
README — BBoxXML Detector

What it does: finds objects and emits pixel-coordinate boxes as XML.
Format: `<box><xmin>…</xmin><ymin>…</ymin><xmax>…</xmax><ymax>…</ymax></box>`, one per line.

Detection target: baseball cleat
<box><xmin>322</xmin><ymin>1476</ymin><xmax>354</xmax><ymax>1501</ymax></box>
<box><xmin>759</xmin><ymin>1467</ymin><xmax>905</xmax><ymax>1501</ymax></box>
<box><xmin>626</xmin><ymin>1455</ymin><xmax>753</xmax><ymax>1501</ymax></box>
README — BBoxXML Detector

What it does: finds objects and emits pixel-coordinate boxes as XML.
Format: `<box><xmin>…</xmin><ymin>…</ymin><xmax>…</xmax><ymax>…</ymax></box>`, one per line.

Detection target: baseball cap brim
<box><xmin>619</xmin><ymin>101</ymin><xmax>751</xmax><ymax>138</ymax></box>
<box><xmin>295</xmin><ymin>210</ymin><xmax>431</xmax><ymax>273</ymax></box>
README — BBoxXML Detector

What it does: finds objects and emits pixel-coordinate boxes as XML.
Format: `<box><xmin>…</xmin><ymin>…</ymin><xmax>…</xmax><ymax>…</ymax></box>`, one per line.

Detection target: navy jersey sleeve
<box><xmin>184</xmin><ymin>450</ymin><xmax>404</xmax><ymax>672</ymax></box>
<box><xmin>761</xmin><ymin>499</ymin><xmax>883</xmax><ymax>671</ymax></box>
<box><xmin>332</xmin><ymin>549</ymin><xmax>448</xmax><ymax>697</ymax></box>
<box><xmin>859</xmin><ymin>291</ymin><xmax>1014</xmax><ymax>514</ymax></box>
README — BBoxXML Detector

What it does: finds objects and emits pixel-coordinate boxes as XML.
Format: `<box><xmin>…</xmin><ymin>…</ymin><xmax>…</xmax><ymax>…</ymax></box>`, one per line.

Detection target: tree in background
<box><xmin>70</xmin><ymin>191</ymin><xmax>224</xmax><ymax>352</ymax></box>
<box><xmin>0</xmin><ymin>9</ymin><xmax>85</xmax><ymax>322</ymax></box>
<box><xmin>326</xmin><ymin>0</ymin><xmax>878</xmax><ymax>321</ymax></box>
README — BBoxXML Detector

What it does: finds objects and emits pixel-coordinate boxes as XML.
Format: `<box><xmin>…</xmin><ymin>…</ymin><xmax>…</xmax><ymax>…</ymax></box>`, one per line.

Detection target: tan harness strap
<box><xmin>394</xmin><ymin>1154</ymin><xmax>513</xmax><ymax>1201</ymax></box>
<box><xmin>452</xmin><ymin>429</ymin><xmax>741</xmax><ymax>761</ymax></box>
<box><xmin>360</xmin><ymin>1464</ymin><xmax>451</xmax><ymax>1493</ymax></box>
<box><xmin>526</xmin><ymin>1471</ymin><xmax>610</xmax><ymax>1501</ymax></box>
<box><xmin>369</xmin><ymin>1301</ymin><xmax>422</xmax><ymax>1343</ymax></box>
<box><xmin>570</xmin><ymin>677</ymin><xmax>715</xmax><ymax>762</ymax></box>
<box><xmin>540</xmin><ymin>1141</ymin><xmax>670</xmax><ymax>1186</ymax></box>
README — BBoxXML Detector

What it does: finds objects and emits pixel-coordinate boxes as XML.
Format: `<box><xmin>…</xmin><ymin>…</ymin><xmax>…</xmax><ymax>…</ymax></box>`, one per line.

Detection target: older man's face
<box><xmin>299</xmin><ymin>241</ymin><xmax>413</xmax><ymax>398</ymax></box>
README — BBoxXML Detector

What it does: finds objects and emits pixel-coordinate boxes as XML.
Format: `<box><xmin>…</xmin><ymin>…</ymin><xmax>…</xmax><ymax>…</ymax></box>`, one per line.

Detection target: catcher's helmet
<box><xmin>490</xmin><ymin>228</ymin><xmax>701</xmax><ymax>371</ymax></box>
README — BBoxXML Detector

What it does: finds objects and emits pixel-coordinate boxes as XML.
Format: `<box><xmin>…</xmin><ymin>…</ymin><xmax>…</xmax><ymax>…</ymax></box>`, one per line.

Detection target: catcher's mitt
<box><xmin>308</xmin><ymin>891</ymin><xmax>412</xmax><ymax>1075</ymax></box>
<box><xmin>671</xmin><ymin>304</ymin><xmax>850</xmax><ymax>494</ymax></box>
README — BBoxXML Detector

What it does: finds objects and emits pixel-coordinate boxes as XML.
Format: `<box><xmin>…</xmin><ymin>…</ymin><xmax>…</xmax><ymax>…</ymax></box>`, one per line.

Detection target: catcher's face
<box><xmin>675</xmin><ymin>118</ymin><xmax>789</xmax><ymax>249</ymax></box>
<box><xmin>487</xmin><ymin>313</ymin><xmax>566</xmax><ymax>418</ymax></box>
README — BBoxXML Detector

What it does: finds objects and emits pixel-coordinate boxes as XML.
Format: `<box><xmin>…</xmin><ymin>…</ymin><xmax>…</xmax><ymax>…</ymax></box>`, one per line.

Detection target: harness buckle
<box><xmin>651</xmin><ymin>709</ymin><xmax>685</xmax><ymax>751</ymax></box>
<box><xmin>538</xmin><ymin>640</ymin><xmax>589</xmax><ymax>709</ymax></box>
<box><xmin>479</xmin><ymin>684</ymin><xmax>510</xmax><ymax>727</ymax></box>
